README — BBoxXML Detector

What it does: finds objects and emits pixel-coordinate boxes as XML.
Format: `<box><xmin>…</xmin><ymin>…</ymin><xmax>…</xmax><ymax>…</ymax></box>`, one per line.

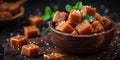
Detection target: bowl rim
<box><xmin>49</xmin><ymin>20</ymin><xmax>116</xmax><ymax>37</ymax></box>
<box><xmin>0</xmin><ymin>6</ymin><xmax>25</xmax><ymax>21</ymax></box>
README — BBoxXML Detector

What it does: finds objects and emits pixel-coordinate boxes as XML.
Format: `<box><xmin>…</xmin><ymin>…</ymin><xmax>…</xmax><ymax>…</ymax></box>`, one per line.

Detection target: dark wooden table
<box><xmin>3</xmin><ymin>26</ymin><xmax>120</xmax><ymax>60</ymax></box>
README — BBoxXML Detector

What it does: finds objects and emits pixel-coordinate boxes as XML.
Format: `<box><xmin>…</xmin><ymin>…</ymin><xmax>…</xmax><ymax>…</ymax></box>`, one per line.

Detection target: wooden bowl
<box><xmin>49</xmin><ymin>20</ymin><xmax>116</xmax><ymax>54</ymax></box>
<box><xmin>0</xmin><ymin>6</ymin><xmax>25</xmax><ymax>22</ymax></box>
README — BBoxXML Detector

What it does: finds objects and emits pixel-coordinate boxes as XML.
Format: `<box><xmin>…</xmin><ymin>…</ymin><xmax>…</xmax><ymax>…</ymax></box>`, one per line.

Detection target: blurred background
<box><xmin>0</xmin><ymin>0</ymin><xmax>120</xmax><ymax>60</ymax></box>
<box><xmin>4</xmin><ymin>0</ymin><xmax>120</xmax><ymax>24</ymax></box>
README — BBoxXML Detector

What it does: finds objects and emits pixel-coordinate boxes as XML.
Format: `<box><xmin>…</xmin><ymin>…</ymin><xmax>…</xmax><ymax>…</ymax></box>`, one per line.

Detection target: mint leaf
<box><xmin>43</xmin><ymin>14</ymin><xmax>51</xmax><ymax>21</ymax></box>
<box><xmin>65</xmin><ymin>4</ymin><xmax>73</xmax><ymax>12</ymax></box>
<box><xmin>74</xmin><ymin>1</ymin><xmax>82</xmax><ymax>10</ymax></box>
<box><xmin>42</xmin><ymin>6</ymin><xmax>54</xmax><ymax>21</ymax></box>
<box><xmin>45</xmin><ymin>6</ymin><xmax>52</xmax><ymax>15</ymax></box>
<box><xmin>88</xmin><ymin>16</ymin><xmax>94</xmax><ymax>22</ymax></box>
<box><xmin>82</xmin><ymin>16</ymin><xmax>94</xmax><ymax>23</ymax></box>
<box><xmin>65</xmin><ymin>1</ymin><xmax>83</xmax><ymax>12</ymax></box>
<box><xmin>51</xmin><ymin>12</ymin><xmax>55</xmax><ymax>18</ymax></box>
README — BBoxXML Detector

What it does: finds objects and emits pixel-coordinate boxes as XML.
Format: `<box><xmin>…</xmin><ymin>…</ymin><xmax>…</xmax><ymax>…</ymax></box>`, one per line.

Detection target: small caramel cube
<box><xmin>0</xmin><ymin>3</ymin><xmax>10</xmax><ymax>11</ymax></box>
<box><xmin>76</xmin><ymin>20</ymin><xmax>93</xmax><ymax>35</ymax></box>
<box><xmin>9</xmin><ymin>4</ymin><xmax>20</xmax><ymax>14</ymax></box>
<box><xmin>69</xmin><ymin>23</ymin><xmax>77</xmax><ymax>28</ymax></box>
<box><xmin>3</xmin><ymin>11</ymin><xmax>13</xmax><ymax>18</ymax></box>
<box><xmin>0</xmin><ymin>0</ymin><xmax>3</xmax><ymax>4</ymax></box>
<box><xmin>24</xmin><ymin>26</ymin><xmax>39</xmax><ymax>38</ymax></box>
<box><xmin>0</xmin><ymin>13</ymin><xmax>4</xmax><ymax>19</ymax></box>
<box><xmin>21</xmin><ymin>44</ymin><xmax>40</xmax><ymax>57</ymax></box>
<box><xmin>81</xmin><ymin>6</ymin><xmax>96</xmax><ymax>16</ymax></box>
<box><xmin>53</xmin><ymin>11</ymin><xmax>68</xmax><ymax>22</ymax></box>
<box><xmin>10</xmin><ymin>35</ymin><xmax>27</xmax><ymax>48</ymax></box>
<box><xmin>95</xmin><ymin>13</ymin><xmax>102</xmax><ymax>20</ymax></box>
<box><xmin>92</xmin><ymin>21</ymin><xmax>104</xmax><ymax>33</ymax></box>
<box><xmin>29</xmin><ymin>16</ymin><xmax>43</xmax><ymax>26</ymax></box>
<box><xmin>44</xmin><ymin>52</ymin><xmax>62</xmax><ymax>60</ymax></box>
<box><xmin>100</xmin><ymin>16</ymin><xmax>111</xmax><ymax>29</ymax></box>
<box><xmin>0</xmin><ymin>11</ymin><xmax>12</xmax><ymax>19</ymax></box>
<box><xmin>55</xmin><ymin>21</ymin><xmax>74</xmax><ymax>33</ymax></box>
<box><xmin>68</xmin><ymin>10</ymin><xmax>82</xmax><ymax>25</ymax></box>
<box><xmin>71</xmin><ymin>30</ymin><xmax>78</xmax><ymax>35</ymax></box>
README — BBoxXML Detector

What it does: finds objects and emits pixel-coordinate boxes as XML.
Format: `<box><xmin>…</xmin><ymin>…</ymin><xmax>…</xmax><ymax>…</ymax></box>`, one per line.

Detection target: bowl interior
<box><xmin>49</xmin><ymin>20</ymin><xmax>116</xmax><ymax>38</ymax></box>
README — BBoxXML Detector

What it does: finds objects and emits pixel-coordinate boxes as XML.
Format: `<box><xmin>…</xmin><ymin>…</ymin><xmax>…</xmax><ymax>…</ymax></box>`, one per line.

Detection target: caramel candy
<box><xmin>55</xmin><ymin>21</ymin><xmax>74</xmax><ymax>33</ymax></box>
<box><xmin>0</xmin><ymin>2</ymin><xmax>20</xmax><ymax>14</ymax></box>
<box><xmin>0</xmin><ymin>0</ymin><xmax>3</xmax><ymax>4</ymax></box>
<box><xmin>53</xmin><ymin>11</ymin><xmax>68</xmax><ymax>22</ymax></box>
<box><xmin>21</xmin><ymin>44</ymin><xmax>40</xmax><ymax>57</ymax></box>
<box><xmin>0</xmin><ymin>12</ymin><xmax>5</xmax><ymax>19</ymax></box>
<box><xmin>95</xmin><ymin>13</ymin><xmax>102</xmax><ymax>20</ymax></box>
<box><xmin>100</xmin><ymin>16</ymin><xmax>111</xmax><ymax>29</ymax></box>
<box><xmin>0</xmin><ymin>2</ymin><xmax>10</xmax><ymax>11</ymax></box>
<box><xmin>10</xmin><ymin>35</ymin><xmax>27</xmax><ymax>48</ymax></box>
<box><xmin>71</xmin><ymin>30</ymin><xmax>78</xmax><ymax>35</ymax></box>
<box><xmin>75</xmin><ymin>20</ymin><xmax>93</xmax><ymax>35</ymax></box>
<box><xmin>0</xmin><ymin>11</ymin><xmax>12</xmax><ymax>19</ymax></box>
<box><xmin>81</xmin><ymin>6</ymin><xmax>96</xmax><ymax>16</ymax></box>
<box><xmin>24</xmin><ymin>26</ymin><xmax>39</xmax><ymax>38</ymax></box>
<box><xmin>69</xmin><ymin>23</ymin><xmax>77</xmax><ymax>28</ymax></box>
<box><xmin>92</xmin><ymin>21</ymin><xmax>104</xmax><ymax>33</ymax></box>
<box><xmin>29</xmin><ymin>16</ymin><xmax>43</xmax><ymax>26</ymax></box>
<box><xmin>68</xmin><ymin>10</ymin><xmax>82</xmax><ymax>25</ymax></box>
<box><xmin>9</xmin><ymin>3</ymin><xmax>20</xmax><ymax>15</ymax></box>
<box><xmin>44</xmin><ymin>52</ymin><xmax>62</xmax><ymax>60</ymax></box>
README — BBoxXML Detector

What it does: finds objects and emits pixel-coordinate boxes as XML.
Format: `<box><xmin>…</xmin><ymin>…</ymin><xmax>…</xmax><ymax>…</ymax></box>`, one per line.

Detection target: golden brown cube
<box><xmin>44</xmin><ymin>52</ymin><xmax>62</xmax><ymax>60</ymax></box>
<box><xmin>0</xmin><ymin>13</ymin><xmax>4</xmax><ymax>19</ymax></box>
<box><xmin>68</xmin><ymin>10</ymin><xmax>82</xmax><ymax>25</ymax></box>
<box><xmin>69</xmin><ymin>23</ymin><xmax>77</xmax><ymax>28</ymax></box>
<box><xmin>29</xmin><ymin>16</ymin><xmax>43</xmax><ymax>26</ymax></box>
<box><xmin>100</xmin><ymin>16</ymin><xmax>111</xmax><ymax>28</ymax></box>
<box><xmin>10</xmin><ymin>35</ymin><xmax>27</xmax><ymax>48</ymax></box>
<box><xmin>53</xmin><ymin>11</ymin><xmax>68</xmax><ymax>22</ymax></box>
<box><xmin>71</xmin><ymin>30</ymin><xmax>78</xmax><ymax>35</ymax></box>
<box><xmin>0</xmin><ymin>11</ymin><xmax>12</xmax><ymax>19</ymax></box>
<box><xmin>3</xmin><ymin>11</ymin><xmax>13</xmax><ymax>18</ymax></box>
<box><xmin>75</xmin><ymin>20</ymin><xmax>93</xmax><ymax>35</ymax></box>
<box><xmin>0</xmin><ymin>3</ymin><xmax>10</xmax><ymax>11</ymax></box>
<box><xmin>95</xmin><ymin>13</ymin><xmax>102</xmax><ymax>20</ymax></box>
<box><xmin>9</xmin><ymin>3</ymin><xmax>20</xmax><ymax>14</ymax></box>
<box><xmin>0</xmin><ymin>0</ymin><xmax>3</xmax><ymax>4</ymax></box>
<box><xmin>81</xmin><ymin>6</ymin><xmax>96</xmax><ymax>16</ymax></box>
<box><xmin>55</xmin><ymin>21</ymin><xmax>74</xmax><ymax>33</ymax></box>
<box><xmin>92</xmin><ymin>21</ymin><xmax>104</xmax><ymax>33</ymax></box>
<box><xmin>21</xmin><ymin>44</ymin><xmax>40</xmax><ymax>57</ymax></box>
<box><xmin>24</xmin><ymin>26</ymin><xmax>39</xmax><ymax>38</ymax></box>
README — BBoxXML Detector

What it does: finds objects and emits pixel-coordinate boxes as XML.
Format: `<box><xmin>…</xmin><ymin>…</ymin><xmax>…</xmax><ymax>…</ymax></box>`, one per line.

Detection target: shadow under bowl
<box><xmin>49</xmin><ymin>20</ymin><xmax>116</xmax><ymax>54</ymax></box>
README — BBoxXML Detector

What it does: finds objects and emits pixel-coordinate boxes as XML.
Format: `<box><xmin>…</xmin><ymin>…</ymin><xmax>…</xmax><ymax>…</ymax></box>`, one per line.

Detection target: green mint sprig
<box><xmin>82</xmin><ymin>16</ymin><xmax>94</xmax><ymax>23</ymax></box>
<box><xmin>65</xmin><ymin>1</ymin><xmax>82</xmax><ymax>12</ymax></box>
<box><xmin>42</xmin><ymin>6</ymin><xmax>54</xmax><ymax>21</ymax></box>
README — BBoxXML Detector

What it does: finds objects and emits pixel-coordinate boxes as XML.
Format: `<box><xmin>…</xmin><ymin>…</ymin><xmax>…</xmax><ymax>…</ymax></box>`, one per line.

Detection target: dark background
<box><xmin>0</xmin><ymin>0</ymin><xmax>120</xmax><ymax>60</ymax></box>
<box><xmin>4</xmin><ymin>0</ymin><xmax>120</xmax><ymax>24</ymax></box>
